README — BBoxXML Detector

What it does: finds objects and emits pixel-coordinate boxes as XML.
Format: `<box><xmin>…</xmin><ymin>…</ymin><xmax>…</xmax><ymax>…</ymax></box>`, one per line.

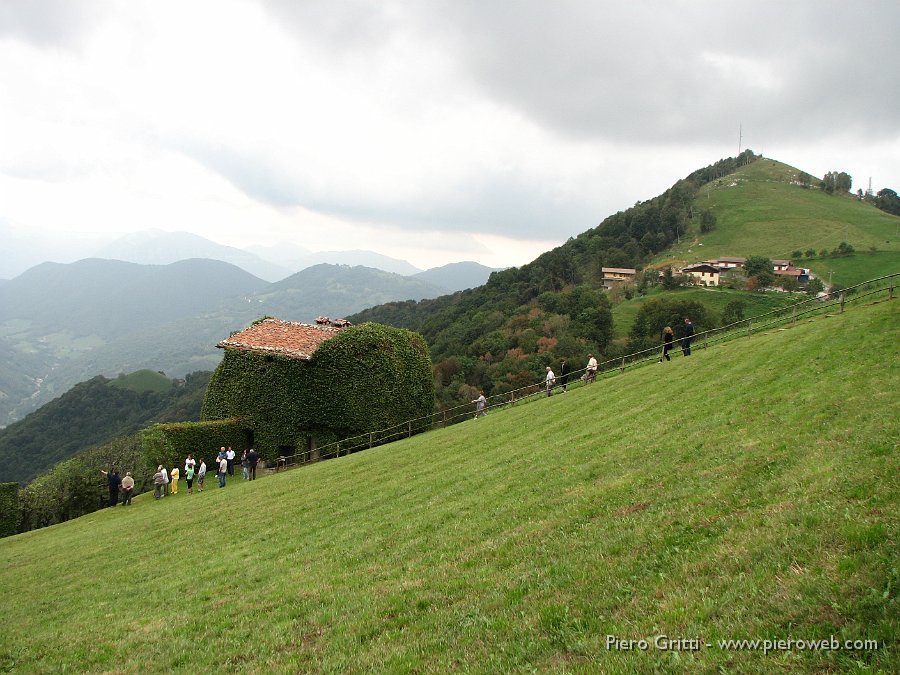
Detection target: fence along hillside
<box><xmin>273</xmin><ymin>272</ymin><xmax>898</xmax><ymax>470</ymax></box>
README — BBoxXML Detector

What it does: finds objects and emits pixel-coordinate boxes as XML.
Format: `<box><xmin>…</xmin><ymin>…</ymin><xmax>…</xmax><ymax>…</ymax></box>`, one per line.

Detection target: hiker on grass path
<box><xmin>661</xmin><ymin>326</ymin><xmax>674</xmax><ymax>362</ymax></box>
<box><xmin>185</xmin><ymin>464</ymin><xmax>195</xmax><ymax>494</ymax></box>
<box><xmin>472</xmin><ymin>391</ymin><xmax>487</xmax><ymax>419</ymax></box>
<box><xmin>100</xmin><ymin>468</ymin><xmax>121</xmax><ymax>507</ymax></box>
<box><xmin>682</xmin><ymin>317</ymin><xmax>695</xmax><ymax>356</ymax></box>
<box><xmin>121</xmin><ymin>472</ymin><xmax>134</xmax><ymax>505</ymax></box>
<box><xmin>218</xmin><ymin>455</ymin><xmax>228</xmax><ymax>488</ymax></box>
<box><xmin>559</xmin><ymin>358</ymin><xmax>571</xmax><ymax>392</ymax></box>
<box><xmin>247</xmin><ymin>449</ymin><xmax>260</xmax><ymax>480</ymax></box>
<box><xmin>545</xmin><ymin>366</ymin><xmax>556</xmax><ymax>397</ymax></box>
<box><xmin>153</xmin><ymin>466</ymin><xmax>166</xmax><ymax>500</ymax></box>
<box><xmin>586</xmin><ymin>354</ymin><xmax>597</xmax><ymax>383</ymax></box>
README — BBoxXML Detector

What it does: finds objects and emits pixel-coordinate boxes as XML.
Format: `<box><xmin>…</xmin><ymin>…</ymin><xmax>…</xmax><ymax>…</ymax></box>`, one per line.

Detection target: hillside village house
<box><xmin>774</xmin><ymin>267</ymin><xmax>810</xmax><ymax>284</ymax></box>
<box><xmin>772</xmin><ymin>259</ymin><xmax>793</xmax><ymax>271</ymax></box>
<box><xmin>680</xmin><ymin>263</ymin><xmax>721</xmax><ymax>287</ymax></box>
<box><xmin>705</xmin><ymin>256</ymin><xmax>746</xmax><ymax>269</ymax></box>
<box><xmin>601</xmin><ymin>267</ymin><xmax>637</xmax><ymax>289</ymax></box>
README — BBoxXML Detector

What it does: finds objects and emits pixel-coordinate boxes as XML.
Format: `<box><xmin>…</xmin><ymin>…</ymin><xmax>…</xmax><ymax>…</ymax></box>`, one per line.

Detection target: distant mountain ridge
<box><xmin>412</xmin><ymin>261</ymin><xmax>500</xmax><ymax>291</ymax></box>
<box><xmin>95</xmin><ymin>229</ymin><xmax>294</xmax><ymax>282</ymax></box>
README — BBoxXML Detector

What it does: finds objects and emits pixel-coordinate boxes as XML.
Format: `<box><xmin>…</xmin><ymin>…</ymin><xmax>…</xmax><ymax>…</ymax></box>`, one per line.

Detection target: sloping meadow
<box><xmin>0</xmin><ymin>300</ymin><xmax>897</xmax><ymax>673</ymax></box>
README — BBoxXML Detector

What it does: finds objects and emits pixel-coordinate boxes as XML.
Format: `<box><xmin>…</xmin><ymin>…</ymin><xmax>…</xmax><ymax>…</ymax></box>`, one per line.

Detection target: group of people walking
<box><xmin>661</xmin><ymin>317</ymin><xmax>694</xmax><ymax>362</ymax></box>
<box><xmin>471</xmin><ymin>318</ymin><xmax>695</xmax><ymax>417</ymax></box>
<box><xmin>471</xmin><ymin>350</ymin><xmax>600</xmax><ymax>417</ymax></box>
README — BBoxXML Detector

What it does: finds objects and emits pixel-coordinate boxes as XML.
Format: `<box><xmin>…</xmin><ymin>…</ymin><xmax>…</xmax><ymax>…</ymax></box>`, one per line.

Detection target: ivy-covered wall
<box><xmin>0</xmin><ymin>483</ymin><xmax>19</xmax><ymax>538</ymax></box>
<box><xmin>141</xmin><ymin>419</ymin><xmax>251</xmax><ymax>473</ymax></box>
<box><xmin>200</xmin><ymin>323</ymin><xmax>434</xmax><ymax>460</ymax></box>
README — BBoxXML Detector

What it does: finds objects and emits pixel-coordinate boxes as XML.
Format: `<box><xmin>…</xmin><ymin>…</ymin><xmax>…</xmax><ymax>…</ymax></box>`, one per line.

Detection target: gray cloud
<box><xmin>399</xmin><ymin>1</ymin><xmax>900</xmax><ymax>145</ymax></box>
<box><xmin>185</xmin><ymin>140</ymin><xmax>596</xmax><ymax>239</ymax></box>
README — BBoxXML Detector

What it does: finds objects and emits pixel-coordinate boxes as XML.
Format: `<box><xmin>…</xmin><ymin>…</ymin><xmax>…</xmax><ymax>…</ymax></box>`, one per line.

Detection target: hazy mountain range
<box><xmin>0</xmin><ymin>227</ymin><xmax>454</xmax><ymax>282</ymax></box>
<box><xmin>0</xmin><ymin>255</ymin><xmax>497</xmax><ymax>426</ymax></box>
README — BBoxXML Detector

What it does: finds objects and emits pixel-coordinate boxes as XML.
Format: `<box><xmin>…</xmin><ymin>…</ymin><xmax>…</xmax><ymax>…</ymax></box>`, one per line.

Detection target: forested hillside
<box><xmin>0</xmin><ymin>371</ymin><xmax>211</xmax><ymax>484</ymax></box>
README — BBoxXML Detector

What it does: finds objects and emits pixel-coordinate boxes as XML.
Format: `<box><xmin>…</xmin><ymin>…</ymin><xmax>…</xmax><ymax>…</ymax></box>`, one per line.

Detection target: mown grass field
<box><xmin>108</xmin><ymin>369</ymin><xmax>176</xmax><ymax>393</ymax></box>
<box><xmin>658</xmin><ymin>158</ymin><xmax>900</xmax><ymax>266</ymax></box>
<box><xmin>1</xmin><ymin>299</ymin><xmax>897</xmax><ymax>673</ymax></box>
<box><xmin>805</xmin><ymin>251</ymin><xmax>900</xmax><ymax>288</ymax></box>
<box><xmin>610</xmin><ymin>286</ymin><xmax>799</xmax><ymax>339</ymax></box>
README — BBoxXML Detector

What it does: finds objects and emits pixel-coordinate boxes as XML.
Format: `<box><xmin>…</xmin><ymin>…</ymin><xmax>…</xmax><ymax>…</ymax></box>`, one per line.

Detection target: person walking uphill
<box><xmin>559</xmin><ymin>358</ymin><xmax>571</xmax><ymax>392</ymax></box>
<box><xmin>661</xmin><ymin>326</ymin><xmax>674</xmax><ymax>362</ymax></box>
<box><xmin>681</xmin><ymin>317</ymin><xmax>695</xmax><ymax>356</ymax></box>
<box><xmin>545</xmin><ymin>366</ymin><xmax>556</xmax><ymax>396</ymax></box>
<box><xmin>586</xmin><ymin>353</ymin><xmax>598</xmax><ymax>383</ymax></box>
<box><xmin>472</xmin><ymin>391</ymin><xmax>487</xmax><ymax>419</ymax></box>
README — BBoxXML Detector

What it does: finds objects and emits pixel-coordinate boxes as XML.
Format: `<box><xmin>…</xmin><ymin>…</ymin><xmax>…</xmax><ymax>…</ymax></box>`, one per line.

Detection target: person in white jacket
<box><xmin>545</xmin><ymin>367</ymin><xmax>556</xmax><ymax>397</ymax></box>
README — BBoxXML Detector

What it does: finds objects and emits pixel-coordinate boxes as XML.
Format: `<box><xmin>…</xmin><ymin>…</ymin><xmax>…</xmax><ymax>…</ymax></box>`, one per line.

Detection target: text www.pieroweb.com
<box><xmin>606</xmin><ymin>635</ymin><xmax>879</xmax><ymax>655</ymax></box>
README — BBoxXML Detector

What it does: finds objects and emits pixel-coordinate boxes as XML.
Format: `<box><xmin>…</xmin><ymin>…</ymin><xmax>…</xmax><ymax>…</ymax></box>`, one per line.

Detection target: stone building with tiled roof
<box><xmin>216</xmin><ymin>318</ymin><xmax>342</xmax><ymax>361</ymax></box>
<box><xmin>201</xmin><ymin>318</ymin><xmax>434</xmax><ymax>462</ymax></box>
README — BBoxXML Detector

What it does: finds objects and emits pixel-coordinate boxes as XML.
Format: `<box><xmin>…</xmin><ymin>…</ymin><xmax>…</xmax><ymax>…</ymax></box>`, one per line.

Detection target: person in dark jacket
<box><xmin>682</xmin><ymin>317</ymin><xmax>695</xmax><ymax>356</ymax></box>
<box><xmin>100</xmin><ymin>468</ymin><xmax>121</xmax><ymax>507</ymax></box>
<box><xmin>247</xmin><ymin>448</ymin><xmax>260</xmax><ymax>480</ymax></box>
<box><xmin>559</xmin><ymin>358</ymin><xmax>571</xmax><ymax>392</ymax></box>
<box><xmin>661</xmin><ymin>326</ymin><xmax>674</xmax><ymax>362</ymax></box>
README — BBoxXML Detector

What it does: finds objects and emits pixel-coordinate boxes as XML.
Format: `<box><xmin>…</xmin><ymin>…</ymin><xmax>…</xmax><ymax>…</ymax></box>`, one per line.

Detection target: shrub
<box><xmin>0</xmin><ymin>483</ymin><xmax>18</xmax><ymax>538</ymax></box>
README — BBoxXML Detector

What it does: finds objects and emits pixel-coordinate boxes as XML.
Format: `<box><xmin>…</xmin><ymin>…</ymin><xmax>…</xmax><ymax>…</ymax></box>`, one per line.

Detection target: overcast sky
<box><xmin>1</xmin><ymin>0</ymin><xmax>898</xmax><ymax>271</ymax></box>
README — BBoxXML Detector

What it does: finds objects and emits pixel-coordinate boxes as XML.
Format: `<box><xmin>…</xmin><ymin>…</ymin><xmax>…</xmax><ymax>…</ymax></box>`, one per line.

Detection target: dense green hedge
<box><xmin>0</xmin><ymin>483</ymin><xmax>18</xmax><ymax>538</ymax></box>
<box><xmin>200</xmin><ymin>323</ymin><xmax>434</xmax><ymax>460</ymax></box>
<box><xmin>141</xmin><ymin>419</ymin><xmax>250</xmax><ymax>474</ymax></box>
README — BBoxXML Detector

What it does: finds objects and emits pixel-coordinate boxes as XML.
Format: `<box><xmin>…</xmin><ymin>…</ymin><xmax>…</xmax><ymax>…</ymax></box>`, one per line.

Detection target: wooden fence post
<box><xmin>840</xmin><ymin>292</ymin><xmax>845</xmax><ymax>313</ymax></box>
<box><xmin>748</xmin><ymin>320</ymin><xmax>752</xmax><ymax>338</ymax></box>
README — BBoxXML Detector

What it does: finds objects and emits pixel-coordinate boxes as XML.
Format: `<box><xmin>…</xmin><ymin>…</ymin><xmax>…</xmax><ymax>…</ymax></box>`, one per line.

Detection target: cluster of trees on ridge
<box><xmin>804</xmin><ymin>167</ymin><xmax>900</xmax><ymax>218</ymax></box>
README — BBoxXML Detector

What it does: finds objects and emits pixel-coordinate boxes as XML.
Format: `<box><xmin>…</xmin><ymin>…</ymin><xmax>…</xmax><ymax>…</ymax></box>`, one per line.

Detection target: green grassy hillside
<box><xmin>0</xmin><ymin>295</ymin><xmax>896</xmax><ymax>672</ymax></box>
<box><xmin>107</xmin><ymin>369</ymin><xmax>174</xmax><ymax>393</ymax></box>
<box><xmin>610</xmin><ymin>286</ymin><xmax>799</xmax><ymax>338</ymax></box>
<box><xmin>660</xmin><ymin>158</ymin><xmax>900</xmax><ymax>274</ymax></box>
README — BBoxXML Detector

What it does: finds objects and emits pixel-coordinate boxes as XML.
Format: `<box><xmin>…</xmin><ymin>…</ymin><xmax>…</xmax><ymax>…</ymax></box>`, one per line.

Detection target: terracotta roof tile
<box><xmin>217</xmin><ymin>318</ymin><xmax>343</xmax><ymax>360</ymax></box>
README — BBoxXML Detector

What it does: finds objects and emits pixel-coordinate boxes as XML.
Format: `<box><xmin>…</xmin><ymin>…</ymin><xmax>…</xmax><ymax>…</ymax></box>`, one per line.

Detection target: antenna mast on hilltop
<box><xmin>738</xmin><ymin>123</ymin><xmax>743</xmax><ymax>156</ymax></box>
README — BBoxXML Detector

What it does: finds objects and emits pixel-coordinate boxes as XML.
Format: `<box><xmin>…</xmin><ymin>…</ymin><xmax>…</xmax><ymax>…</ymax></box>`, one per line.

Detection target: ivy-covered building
<box><xmin>199</xmin><ymin>318</ymin><xmax>435</xmax><ymax>461</ymax></box>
